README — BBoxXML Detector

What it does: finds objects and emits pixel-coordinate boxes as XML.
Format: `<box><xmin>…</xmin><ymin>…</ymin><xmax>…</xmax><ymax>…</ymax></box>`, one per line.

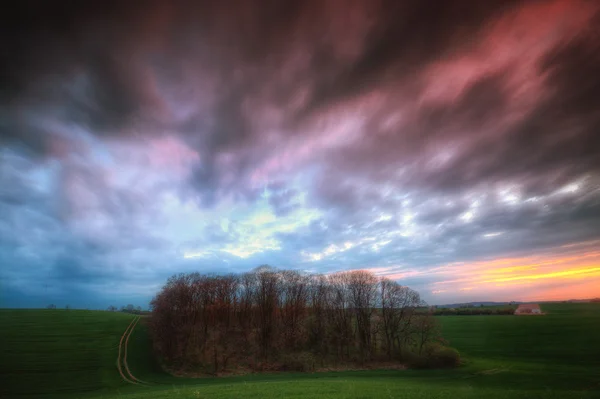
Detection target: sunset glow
<box><xmin>427</xmin><ymin>248</ymin><xmax>600</xmax><ymax>302</ymax></box>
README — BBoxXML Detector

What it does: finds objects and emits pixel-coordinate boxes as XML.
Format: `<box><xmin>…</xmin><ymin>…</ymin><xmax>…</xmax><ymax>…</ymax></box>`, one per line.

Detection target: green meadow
<box><xmin>0</xmin><ymin>309</ymin><xmax>133</xmax><ymax>397</ymax></box>
<box><xmin>1</xmin><ymin>303</ymin><xmax>599</xmax><ymax>399</ymax></box>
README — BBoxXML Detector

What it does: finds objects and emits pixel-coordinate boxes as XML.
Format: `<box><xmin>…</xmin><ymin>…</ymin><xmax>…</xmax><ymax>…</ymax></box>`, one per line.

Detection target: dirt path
<box><xmin>116</xmin><ymin>316</ymin><xmax>149</xmax><ymax>385</ymax></box>
<box><xmin>123</xmin><ymin>316</ymin><xmax>150</xmax><ymax>384</ymax></box>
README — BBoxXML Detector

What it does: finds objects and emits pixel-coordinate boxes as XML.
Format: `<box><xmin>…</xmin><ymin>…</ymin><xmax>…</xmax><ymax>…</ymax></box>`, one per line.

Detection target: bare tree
<box><xmin>380</xmin><ymin>278</ymin><xmax>422</xmax><ymax>359</ymax></box>
<box><xmin>307</xmin><ymin>274</ymin><xmax>330</xmax><ymax>359</ymax></box>
<box><xmin>254</xmin><ymin>266</ymin><xmax>281</xmax><ymax>359</ymax></box>
<box><xmin>328</xmin><ymin>272</ymin><xmax>353</xmax><ymax>360</ymax></box>
<box><xmin>413</xmin><ymin>314</ymin><xmax>439</xmax><ymax>354</ymax></box>
<box><xmin>279</xmin><ymin>270</ymin><xmax>309</xmax><ymax>351</ymax></box>
<box><xmin>238</xmin><ymin>271</ymin><xmax>256</xmax><ymax>348</ymax></box>
<box><xmin>345</xmin><ymin>271</ymin><xmax>378</xmax><ymax>361</ymax></box>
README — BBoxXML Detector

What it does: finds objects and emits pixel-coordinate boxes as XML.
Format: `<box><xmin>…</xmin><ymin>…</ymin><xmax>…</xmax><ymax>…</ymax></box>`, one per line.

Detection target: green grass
<box><xmin>0</xmin><ymin>309</ymin><xmax>135</xmax><ymax>398</ymax></box>
<box><xmin>440</xmin><ymin>303</ymin><xmax>600</xmax><ymax>366</ymax></box>
<box><xmin>1</xmin><ymin>303</ymin><xmax>600</xmax><ymax>398</ymax></box>
<box><xmin>436</xmin><ymin>302</ymin><xmax>600</xmax><ymax>393</ymax></box>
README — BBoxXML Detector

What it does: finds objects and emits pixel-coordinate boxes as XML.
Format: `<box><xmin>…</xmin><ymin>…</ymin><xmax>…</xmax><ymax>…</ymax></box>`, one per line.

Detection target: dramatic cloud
<box><xmin>1</xmin><ymin>0</ymin><xmax>599</xmax><ymax>308</ymax></box>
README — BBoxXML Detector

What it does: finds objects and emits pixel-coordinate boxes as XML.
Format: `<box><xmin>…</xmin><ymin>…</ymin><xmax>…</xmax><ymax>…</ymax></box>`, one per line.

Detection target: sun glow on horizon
<box><xmin>428</xmin><ymin>250</ymin><xmax>600</xmax><ymax>301</ymax></box>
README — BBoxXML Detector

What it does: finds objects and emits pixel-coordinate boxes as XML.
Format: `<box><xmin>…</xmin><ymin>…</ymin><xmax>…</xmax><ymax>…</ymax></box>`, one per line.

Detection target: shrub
<box><xmin>429</xmin><ymin>346</ymin><xmax>460</xmax><ymax>368</ymax></box>
<box><xmin>279</xmin><ymin>352</ymin><xmax>316</xmax><ymax>372</ymax></box>
<box><xmin>404</xmin><ymin>344</ymin><xmax>460</xmax><ymax>369</ymax></box>
<box><xmin>402</xmin><ymin>351</ymin><xmax>428</xmax><ymax>369</ymax></box>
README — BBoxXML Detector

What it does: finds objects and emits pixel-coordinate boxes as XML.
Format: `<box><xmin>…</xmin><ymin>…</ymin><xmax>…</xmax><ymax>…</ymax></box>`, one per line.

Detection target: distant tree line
<box><xmin>107</xmin><ymin>304</ymin><xmax>149</xmax><ymax>315</ymax></box>
<box><xmin>45</xmin><ymin>304</ymin><xmax>70</xmax><ymax>310</ymax></box>
<box><xmin>429</xmin><ymin>307</ymin><xmax>516</xmax><ymax>316</ymax></box>
<box><xmin>150</xmin><ymin>267</ymin><xmax>459</xmax><ymax>374</ymax></box>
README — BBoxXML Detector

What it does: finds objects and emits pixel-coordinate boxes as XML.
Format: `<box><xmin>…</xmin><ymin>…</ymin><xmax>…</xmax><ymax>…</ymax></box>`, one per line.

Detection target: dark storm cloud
<box><xmin>2</xmin><ymin>1</ymin><xmax>153</xmax><ymax>141</ymax></box>
<box><xmin>307</xmin><ymin>72</ymin><xmax>516</xmax><ymax>214</ymax></box>
<box><xmin>1</xmin><ymin>0</ymin><xmax>523</xmax><ymax>200</ymax></box>
<box><xmin>305</xmin><ymin>4</ymin><xmax>600</xmax><ymax>268</ymax></box>
<box><xmin>309</xmin><ymin>6</ymin><xmax>600</xmax><ymax>200</ymax></box>
<box><xmin>442</xmin><ymin>19</ymin><xmax>600</xmax><ymax>192</ymax></box>
<box><xmin>300</xmin><ymin>0</ymin><xmax>519</xmax><ymax>113</ymax></box>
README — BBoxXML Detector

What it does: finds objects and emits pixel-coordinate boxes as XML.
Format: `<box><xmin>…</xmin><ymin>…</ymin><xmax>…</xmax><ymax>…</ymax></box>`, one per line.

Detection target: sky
<box><xmin>1</xmin><ymin>0</ymin><xmax>599</xmax><ymax>309</ymax></box>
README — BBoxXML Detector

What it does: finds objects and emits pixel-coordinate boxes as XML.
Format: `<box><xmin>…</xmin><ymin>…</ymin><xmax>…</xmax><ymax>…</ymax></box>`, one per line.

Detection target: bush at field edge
<box><xmin>404</xmin><ymin>344</ymin><xmax>461</xmax><ymax>369</ymax></box>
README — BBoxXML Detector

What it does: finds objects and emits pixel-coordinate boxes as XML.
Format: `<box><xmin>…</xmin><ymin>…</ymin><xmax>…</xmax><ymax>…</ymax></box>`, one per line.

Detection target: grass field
<box><xmin>0</xmin><ymin>309</ymin><xmax>135</xmax><ymax>397</ymax></box>
<box><xmin>1</xmin><ymin>303</ymin><xmax>599</xmax><ymax>398</ymax></box>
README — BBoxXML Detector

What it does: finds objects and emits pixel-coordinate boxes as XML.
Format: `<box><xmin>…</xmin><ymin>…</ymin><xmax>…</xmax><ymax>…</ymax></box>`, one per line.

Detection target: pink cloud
<box><xmin>420</xmin><ymin>0</ymin><xmax>593</xmax><ymax>109</ymax></box>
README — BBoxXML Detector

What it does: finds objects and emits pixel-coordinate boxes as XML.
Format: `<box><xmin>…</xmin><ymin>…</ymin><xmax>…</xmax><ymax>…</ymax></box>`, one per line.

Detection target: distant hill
<box><xmin>436</xmin><ymin>301</ymin><xmax>519</xmax><ymax>308</ymax></box>
<box><xmin>436</xmin><ymin>298</ymin><xmax>599</xmax><ymax>308</ymax></box>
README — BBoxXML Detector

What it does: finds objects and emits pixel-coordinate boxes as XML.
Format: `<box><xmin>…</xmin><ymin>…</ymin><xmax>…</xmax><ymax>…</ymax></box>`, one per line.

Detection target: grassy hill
<box><xmin>1</xmin><ymin>303</ymin><xmax>599</xmax><ymax>398</ymax></box>
<box><xmin>0</xmin><ymin>309</ymin><xmax>135</xmax><ymax>398</ymax></box>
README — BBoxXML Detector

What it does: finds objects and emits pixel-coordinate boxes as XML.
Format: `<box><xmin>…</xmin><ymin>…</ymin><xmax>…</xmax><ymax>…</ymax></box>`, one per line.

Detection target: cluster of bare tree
<box><xmin>150</xmin><ymin>266</ymin><xmax>442</xmax><ymax>373</ymax></box>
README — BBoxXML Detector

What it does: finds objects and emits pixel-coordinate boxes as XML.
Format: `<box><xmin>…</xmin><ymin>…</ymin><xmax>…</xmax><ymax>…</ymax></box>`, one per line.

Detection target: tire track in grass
<box><xmin>123</xmin><ymin>316</ymin><xmax>151</xmax><ymax>385</ymax></box>
<box><xmin>117</xmin><ymin>316</ymin><xmax>139</xmax><ymax>385</ymax></box>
